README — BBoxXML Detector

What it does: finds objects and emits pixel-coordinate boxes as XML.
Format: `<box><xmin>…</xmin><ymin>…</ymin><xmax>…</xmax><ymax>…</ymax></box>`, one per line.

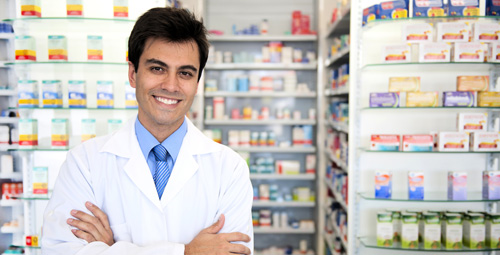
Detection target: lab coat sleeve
<box><xmin>216</xmin><ymin>152</ymin><xmax>254</xmax><ymax>254</ymax></box>
<box><xmin>42</xmin><ymin>147</ymin><xmax>186</xmax><ymax>255</ymax></box>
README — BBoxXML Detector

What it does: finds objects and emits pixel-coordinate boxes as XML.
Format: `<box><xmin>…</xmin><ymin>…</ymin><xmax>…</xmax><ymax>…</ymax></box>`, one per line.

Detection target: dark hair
<box><xmin>128</xmin><ymin>7</ymin><xmax>209</xmax><ymax>81</ymax></box>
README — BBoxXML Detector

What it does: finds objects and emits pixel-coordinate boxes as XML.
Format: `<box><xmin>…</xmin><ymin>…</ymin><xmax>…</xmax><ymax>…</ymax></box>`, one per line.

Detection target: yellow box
<box><xmin>478</xmin><ymin>92</ymin><xmax>500</xmax><ymax>107</ymax></box>
<box><xmin>457</xmin><ymin>76</ymin><xmax>489</xmax><ymax>92</ymax></box>
<box><xmin>389</xmin><ymin>77</ymin><xmax>421</xmax><ymax>92</ymax></box>
<box><xmin>406</xmin><ymin>92</ymin><xmax>439</xmax><ymax>107</ymax></box>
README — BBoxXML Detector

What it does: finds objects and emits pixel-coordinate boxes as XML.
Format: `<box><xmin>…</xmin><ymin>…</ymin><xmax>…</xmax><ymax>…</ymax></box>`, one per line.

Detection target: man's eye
<box><xmin>151</xmin><ymin>67</ymin><xmax>164</xmax><ymax>72</ymax></box>
<box><xmin>180</xmin><ymin>71</ymin><xmax>193</xmax><ymax>77</ymax></box>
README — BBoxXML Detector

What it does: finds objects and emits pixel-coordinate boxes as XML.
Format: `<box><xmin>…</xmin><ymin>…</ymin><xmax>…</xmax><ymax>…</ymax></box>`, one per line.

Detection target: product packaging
<box><xmin>457</xmin><ymin>76</ymin><xmax>489</xmax><ymax>91</ymax></box>
<box><xmin>68</xmin><ymin>80</ymin><xmax>87</xmax><ymax>108</ymax></box>
<box><xmin>87</xmin><ymin>35</ymin><xmax>103</xmax><ymax>61</ymax></box>
<box><xmin>19</xmin><ymin>119</ymin><xmax>38</xmax><ymax>148</ymax></box>
<box><xmin>306</xmin><ymin>154</ymin><xmax>316</xmax><ymax>174</ymax></box>
<box><xmin>371</xmin><ymin>135</ymin><xmax>400</xmax><ymax>151</ymax></box>
<box><xmin>478</xmin><ymin>92</ymin><xmax>500</xmax><ymax>106</ymax></box>
<box><xmin>125</xmin><ymin>81</ymin><xmax>138</xmax><ymax>108</ymax></box>
<box><xmin>473</xmin><ymin>23</ymin><xmax>500</xmax><ymax>42</ymax></box>
<box><xmin>443</xmin><ymin>213</ymin><xmax>464</xmax><ymax>249</ymax></box>
<box><xmin>108</xmin><ymin>119</ymin><xmax>122</xmax><ymax>134</ymax></box>
<box><xmin>437</xmin><ymin>22</ymin><xmax>470</xmax><ymax>42</ymax></box>
<box><xmin>488</xmin><ymin>42</ymin><xmax>500</xmax><ymax>62</ymax></box>
<box><xmin>402</xmin><ymin>23</ymin><xmax>433</xmax><ymax>43</ymax></box>
<box><xmin>213</xmin><ymin>97</ymin><xmax>225</xmax><ymax>119</ymax></box>
<box><xmin>448</xmin><ymin>0</ymin><xmax>480</xmax><ymax>16</ymax></box>
<box><xmin>448</xmin><ymin>171</ymin><xmax>468</xmax><ymax>200</ymax></box>
<box><xmin>32</xmin><ymin>167</ymin><xmax>48</xmax><ymax>196</ymax></box>
<box><xmin>48</xmin><ymin>35</ymin><xmax>68</xmax><ymax>61</ymax></box>
<box><xmin>66</xmin><ymin>0</ymin><xmax>83</xmax><ymax>16</ymax></box>
<box><xmin>275</xmin><ymin>160</ymin><xmax>300</xmax><ymax>175</ymax></box>
<box><xmin>485</xmin><ymin>213</ymin><xmax>500</xmax><ymax>248</ymax></box>
<box><xmin>370</xmin><ymin>92</ymin><xmax>400</xmax><ymax>107</ymax></box>
<box><xmin>81</xmin><ymin>119</ymin><xmax>96</xmax><ymax>142</ymax></box>
<box><xmin>18</xmin><ymin>80</ymin><xmax>39</xmax><ymax>107</ymax></box>
<box><xmin>15</xmin><ymin>36</ymin><xmax>37</xmax><ymax>61</ymax></box>
<box><xmin>403</xmin><ymin>135</ymin><xmax>433</xmax><ymax>151</ymax></box>
<box><xmin>113</xmin><ymin>0</ymin><xmax>129</xmax><ymax>18</ymax></box>
<box><xmin>363</xmin><ymin>5</ymin><xmax>378</xmax><ymax>26</ymax></box>
<box><xmin>51</xmin><ymin>119</ymin><xmax>69</xmax><ymax>149</ymax></box>
<box><xmin>483</xmin><ymin>171</ymin><xmax>500</xmax><ymax>199</ymax></box>
<box><xmin>389</xmin><ymin>77</ymin><xmax>421</xmax><ymax>92</ymax></box>
<box><xmin>453</xmin><ymin>42</ymin><xmax>484</xmax><ymax>62</ymax></box>
<box><xmin>377</xmin><ymin>211</ymin><xmax>394</xmax><ymax>246</ymax></box>
<box><xmin>443</xmin><ymin>91</ymin><xmax>475</xmax><ymax>107</ymax></box>
<box><xmin>438</xmin><ymin>132</ymin><xmax>470</xmax><ymax>151</ymax></box>
<box><xmin>42</xmin><ymin>80</ymin><xmax>63</xmax><ymax>108</ymax></box>
<box><xmin>470</xmin><ymin>132</ymin><xmax>500</xmax><ymax>151</ymax></box>
<box><xmin>406</xmin><ymin>92</ymin><xmax>439</xmax><ymax>107</ymax></box>
<box><xmin>422</xmin><ymin>212</ymin><xmax>441</xmax><ymax>249</ymax></box>
<box><xmin>419</xmin><ymin>43</ymin><xmax>451</xmax><ymax>62</ymax></box>
<box><xmin>378</xmin><ymin>0</ymin><xmax>409</xmax><ymax>19</ymax></box>
<box><xmin>382</xmin><ymin>44</ymin><xmax>411</xmax><ymax>63</ymax></box>
<box><xmin>401</xmin><ymin>212</ymin><xmax>419</xmax><ymax>249</ymax></box>
<box><xmin>96</xmin><ymin>81</ymin><xmax>114</xmax><ymax>108</ymax></box>
<box><xmin>375</xmin><ymin>171</ymin><xmax>392</xmax><ymax>199</ymax></box>
<box><xmin>386</xmin><ymin>209</ymin><xmax>402</xmax><ymax>242</ymax></box>
<box><xmin>413</xmin><ymin>0</ymin><xmax>447</xmax><ymax>16</ymax></box>
<box><xmin>464</xmin><ymin>213</ymin><xmax>486</xmax><ymax>249</ymax></box>
<box><xmin>487</xmin><ymin>0</ymin><xmax>500</xmax><ymax>15</ymax></box>
<box><xmin>408</xmin><ymin>172</ymin><xmax>424</xmax><ymax>200</ymax></box>
<box><xmin>21</xmin><ymin>0</ymin><xmax>41</xmax><ymax>17</ymax></box>
<box><xmin>458</xmin><ymin>113</ymin><xmax>488</xmax><ymax>131</ymax></box>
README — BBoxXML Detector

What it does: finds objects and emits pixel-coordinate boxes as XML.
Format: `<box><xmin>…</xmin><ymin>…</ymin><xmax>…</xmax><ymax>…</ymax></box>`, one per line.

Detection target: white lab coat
<box><xmin>42</xmin><ymin>117</ymin><xmax>254</xmax><ymax>255</ymax></box>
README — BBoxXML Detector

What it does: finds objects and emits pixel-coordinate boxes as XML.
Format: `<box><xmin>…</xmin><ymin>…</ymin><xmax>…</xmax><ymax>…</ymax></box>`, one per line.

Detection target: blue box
<box><xmin>363</xmin><ymin>5</ymin><xmax>378</xmax><ymax>26</ymax></box>
<box><xmin>413</xmin><ymin>0</ymin><xmax>447</xmax><ymax>17</ymax></box>
<box><xmin>375</xmin><ymin>171</ymin><xmax>392</xmax><ymax>199</ymax></box>
<box><xmin>378</xmin><ymin>0</ymin><xmax>409</xmax><ymax>19</ymax></box>
<box><xmin>448</xmin><ymin>0</ymin><xmax>480</xmax><ymax>16</ymax></box>
<box><xmin>408</xmin><ymin>172</ymin><xmax>424</xmax><ymax>200</ymax></box>
<box><xmin>486</xmin><ymin>0</ymin><xmax>500</xmax><ymax>15</ymax></box>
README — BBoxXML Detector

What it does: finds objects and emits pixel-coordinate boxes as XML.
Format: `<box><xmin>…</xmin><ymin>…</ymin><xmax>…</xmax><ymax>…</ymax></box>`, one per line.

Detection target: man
<box><xmin>42</xmin><ymin>7</ymin><xmax>253</xmax><ymax>255</ymax></box>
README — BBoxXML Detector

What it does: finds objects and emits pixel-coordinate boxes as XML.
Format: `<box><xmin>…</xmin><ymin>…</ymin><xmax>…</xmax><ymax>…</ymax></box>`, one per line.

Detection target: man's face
<box><xmin>128</xmin><ymin>38</ymin><xmax>199</xmax><ymax>136</ymax></box>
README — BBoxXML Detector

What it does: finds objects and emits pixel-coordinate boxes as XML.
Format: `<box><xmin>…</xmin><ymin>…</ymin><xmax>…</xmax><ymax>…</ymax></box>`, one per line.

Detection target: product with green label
<box><xmin>423</xmin><ymin>212</ymin><xmax>441</xmax><ymax>249</ymax></box>
<box><xmin>486</xmin><ymin>213</ymin><xmax>500</xmax><ymax>248</ymax></box>
<box><xmin>377</xmin><ymin>211</ymin><xmax>394</xmax><ymax>247</ymax></box>
<box><xmin>387</xmin><ymin>209</ymin><xmax>402</xmax><ymax>243</ymax></box>
<box><xmin>401</xmin><ymin>212</ymin><xmax>419</xmax><ymax>249</ymax></box>
<box><xmin>443</xmin><ymin>213</ymin><xmax>463</xmax><ymax>250</ymax></box>
<box><xmin>464</xmin><ymin>213</ymin><xmax>485</xmax><ymax>249</ymax></box>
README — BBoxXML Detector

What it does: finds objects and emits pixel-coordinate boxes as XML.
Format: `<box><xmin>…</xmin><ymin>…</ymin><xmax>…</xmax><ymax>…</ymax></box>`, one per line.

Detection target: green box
<box><xmin>486</xmin><ymin>213</ymin><xmax>500</xmax><ymax>248</ymax></box>
<box><xmin>464</xmin><ymin>213</ymin><xmax>485</xmax><ymax>249</ymax></box>
<box><xmin>443</xmin><ymin>213</ymin><xmax>463</xmax><ymax>250</ymax></box>
<box><xmin>423</xmin><ymin>212</ymin><xmax>441</xmax><ymax>249</ymax></box>
<box><xmin>377</xmin><ymin>211</ymin><xmax>394</xmax><ymax>247</ymax></box>
<box><xmin>401</xmin><ymin>212</ymin><xmax>419</xmax><ymax>249</ymax></box>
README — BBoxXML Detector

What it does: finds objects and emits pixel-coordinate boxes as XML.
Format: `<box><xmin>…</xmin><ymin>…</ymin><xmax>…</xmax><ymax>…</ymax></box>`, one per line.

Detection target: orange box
<box><xmin>457</xmin><ymin>76</ymin><xmax>489</xmax><ymax>92</ymax></box>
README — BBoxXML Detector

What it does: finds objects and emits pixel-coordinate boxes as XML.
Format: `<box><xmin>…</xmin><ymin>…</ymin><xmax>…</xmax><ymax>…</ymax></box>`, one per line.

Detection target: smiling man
<box><xmin>41</xmin><ymin>7</ymin><xmax>253</xmax><ymax>255</ymax></box>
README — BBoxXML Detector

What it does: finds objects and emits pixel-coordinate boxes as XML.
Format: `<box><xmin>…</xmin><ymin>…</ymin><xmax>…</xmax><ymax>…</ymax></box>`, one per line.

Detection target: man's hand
<box><xmin>185</xmin><ymin>214</ymin><xmax>251</xmax><ymax>255</ymax></box>
<box><xmin>67</xmin><ymin>201</ymin><xmax>115</xmax><ymax>246</ymax></box>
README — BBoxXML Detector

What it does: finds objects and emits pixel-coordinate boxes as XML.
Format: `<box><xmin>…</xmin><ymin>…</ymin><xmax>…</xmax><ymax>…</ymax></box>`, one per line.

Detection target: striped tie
<box><xmin>152</xmin><ymin>144</ymin><xmax>173</xmax><ymax>199</ymax></box>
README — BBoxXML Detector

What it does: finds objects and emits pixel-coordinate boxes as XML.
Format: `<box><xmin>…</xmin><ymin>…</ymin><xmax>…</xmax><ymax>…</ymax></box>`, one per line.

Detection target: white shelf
<box><xmin>326</xmin><ymin>7</ymin><xmax>351</xmax><ymax>38</ymax></box>
<box><xmin>325</xmin><ymin>85</ymin><xmax>349</xmax><ymax>96</ymax></box>
<box><xmin>230</xmin><ymin>146</ymin><xmax>316</xmax><ymax>153</ymax></box>
<box><xmin>0</xmin><ymin>172</ymin><xmax>23</xmax><ymax>180</ymax></box>
<box><xmin>0</xmin><ymin>199</ymin><xmax>22</xmax><ymax>207</ymax></box>
<box><xmin>0</xmin><ymin>61</ymin><xmax>11</xmax><ymax>69</ymax></box>
<box><xmin>325</xmin><ymin>179</ymin><xmax>348</xmax><ymax>212</ymax></box>
<box><xmin>325</xmin><ymin>48</ymin><xmax>350</xmax><ymax>67</ymax></box>
<box><xmin>253</xmin><ymin>227</ymin><xmax>315</xmax><ymax>234</ymax></box>
<box><xmin>0</xmin><ymin>89</ymin><xmax>16</xmax><ymax>96</ymax></box>
<box><xmin>0</xmin><ymin>145</ymin><xmax>18</xmax><ymax>152</ymax></box>
<box><xmin>326</xmin><ymin>151</ymin><xmax>348</xmax><ymax>172</ymax></box>
<box><xmin>205</xmin><ymin>62</ymin><xmax>317</xmax><ymax>70</ymax></box>
<box><xmin>253</xmin><ymin>200</ymin><xmax>315</xmax><ymax>207</ymax></box>
<box><xmin>205</xmin><ymin>119</ymin><xmax>316</xmax><ymax>126</ymax></box>
<box><xmin>250</xmin><ymin>174</ymin><xmax>316</xmax><ymax>180</ymax></box>
<box><xmin>208</xmin><ymin>35</ymin><xmax>317</xmax><ymax>42</ymax></box>
<box><xmin>326</xmin><ymin>119</ymin><xmax>349</xmax><ymax>133</ymax></box>
<box><xmin>0</xmin><ymin>117</ymin><xmax>18</xmax><ymax>124</ymax></box>
<box><xmin>205</xmin><ymin>91</ymin><xmax>317</xmax><ymax>98</ymax></box>
<box><xmin>0</xmin><ymin>226</ymin><xmax>23</xmax><ymax>234</ymax></box>
<box><xmin>0</xmin><ymin>33</ymin><xmax>14</xmax><ymax>40</ymax></box>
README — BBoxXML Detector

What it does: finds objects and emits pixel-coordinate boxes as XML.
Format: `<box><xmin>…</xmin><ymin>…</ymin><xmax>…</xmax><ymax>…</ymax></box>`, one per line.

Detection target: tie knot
<box><xmin>152</xmin><ymin>144</ymin><xmax>167</xmax><ymax>161</ymax></box>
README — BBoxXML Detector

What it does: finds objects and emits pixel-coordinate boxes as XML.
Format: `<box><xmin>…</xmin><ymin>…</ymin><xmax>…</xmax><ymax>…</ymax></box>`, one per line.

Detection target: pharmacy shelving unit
<box><xmin>347</xmin><ymin>6</ymin><xmax>500</xmax><ymax>255</ymax></box>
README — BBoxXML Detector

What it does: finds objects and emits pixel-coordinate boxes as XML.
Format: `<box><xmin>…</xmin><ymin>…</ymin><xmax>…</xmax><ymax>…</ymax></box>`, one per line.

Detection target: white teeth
<box><xmin>155</xmin><ymin>96</ymin><xmax>178</xmax><ymax>105</ymax></box>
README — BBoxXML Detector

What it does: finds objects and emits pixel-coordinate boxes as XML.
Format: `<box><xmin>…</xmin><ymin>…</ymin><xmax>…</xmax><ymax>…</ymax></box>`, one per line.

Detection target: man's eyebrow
<box><xmin>179</xmin><ymin>65</ymin><xmax>198</xmax><ymax>73</ymax></box>
<box><xmin>145</xmin><ymin>58</ymin><xmax>168</xmax><ymax>67</ymax></box>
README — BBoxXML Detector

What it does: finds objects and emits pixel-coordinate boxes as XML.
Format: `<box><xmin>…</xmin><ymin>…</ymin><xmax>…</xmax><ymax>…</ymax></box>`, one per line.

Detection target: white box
<box><xmin>458</xmin><ymin>113</ymin><xmax>488</xmax><ymax>132</ymax></box>
<box><xmin>437</xmin><ymin>22</ymin><xmax>470</xmax><ymax>43</ymax></box>
<box><xmin>382</xmin><ymin>44</ymin><xmax>411</xmax><ymax>63</ymax></box>
<box><xmin>488</xmin><ymin>42</ymin><xmax>500</xmax><ymax>63</ymax></box>
<box><xmin>470</xmin><ymin>132</ymin><xmax>500</xmax><ymax>152</ymax></box>
<box><xmin>402</xmin><ymin>23</ymin><xmax>433</xmax><ymax>43</ymax></box>
<box><xmin>419</xmin><ymin>43</ymin><xmax>451</xmax><ymax>62</ymax></box>
<box><xmin>473</xmin><ymin>23</ymin><xmax>500</xmax><ymax>42</ymax></box>
<box><xmin>438</xmin><ymin>132</ymin><xmax>470</xmax><ymax>151</ymax></box>
<box><xmin>453</xmin><ymin>42</ymin><xmax>485</xmax><ymax>62</ymax></box>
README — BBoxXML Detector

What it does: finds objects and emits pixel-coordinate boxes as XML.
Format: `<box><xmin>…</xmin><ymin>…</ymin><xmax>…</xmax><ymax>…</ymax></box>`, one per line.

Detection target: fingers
<box><xmin>86</xmin><ymin>202</ymin><xmax>111</xmax><ymax>231</ymax></box>
<box><xmin>227</xmin><ymin>243</ymin><xmax>251</xmax><ymax>254</ymax></box>
<box><xmin>67</xmin><ymin>216</ymin><xmax>102</xmax><ymax>241</ymax></box>
<box><xmin>71</xmin><ymin>226</ymin><xmax>96</xmax><ymax>243</ymax></box>
<box><xmin>202</xmin><ymin>214</ymin><xmax>225</xmax><ymax>234</ymax></box>
<box><xmin>220</xmin><ymin>232</ymin><xmax>251</xmax><ymax>243</ymax></box>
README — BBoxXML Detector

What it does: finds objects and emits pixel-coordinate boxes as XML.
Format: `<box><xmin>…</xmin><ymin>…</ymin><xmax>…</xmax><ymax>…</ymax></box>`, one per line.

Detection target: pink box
<box><xmin>402</xmin><ymin>135</ymin><xmax>434</xmax><ymax>151</ymax></box>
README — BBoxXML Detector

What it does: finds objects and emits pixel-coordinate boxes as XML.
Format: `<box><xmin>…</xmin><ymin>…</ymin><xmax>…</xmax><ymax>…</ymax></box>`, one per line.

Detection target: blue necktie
<box><xmin>152</xmin><ymin>144</ymin><xmax>173</xmax><ymax>199</ymax></box>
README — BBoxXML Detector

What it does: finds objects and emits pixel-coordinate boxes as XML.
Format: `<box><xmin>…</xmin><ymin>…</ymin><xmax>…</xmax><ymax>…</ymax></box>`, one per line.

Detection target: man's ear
<box><xmin>128</xmin><ymin>62</ymin><xmax>137</xmax><ymax>88</ymax></box>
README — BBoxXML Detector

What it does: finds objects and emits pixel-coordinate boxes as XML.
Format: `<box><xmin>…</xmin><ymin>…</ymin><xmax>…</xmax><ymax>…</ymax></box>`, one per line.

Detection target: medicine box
<box><xmin>21</xmin><ymin>0</ymin><xmax>41</xmax><ymax>17</ymax></box>
<box><xmin>125</xmin><ymin>81</ymin><xmax>138</xmax><ymax>109</ymax></box>
<box><xmin>419</xmin><ymin>43</ymin><xmax>451</xmax><ymax>62</ymax></box>
<box><xmin>32</xmin><ymin>167</ymin><xmax>48</xmax><ymax>196</ymax></box>
<box><xmin>408</xmin><ymin>172</ymin><xmax>424</xmax><ymax>200</ymax></box>
<box><xmin>382</xmin><ymin>44</ymin><xmax>411</xmax><ymax>63</ymax></box>
<box><xmin>471</xmin><ymin>132</ymin><xmax>500</xmax><ymax>151</ymax></box>
<box><xmin>443</xmin><ymin>91</ymin><xmax>475</xmax><ymax>107</ymax></box>
<box><xmin>377</xmin><ymin>211</ymin><xmax>394</xmax><ymax>246</ymax></box>
<box><xmin>487</xmin><ymin>0</ymin><xmax>500</xmax><ymax>15</ymax></box>
<box><xmin>48</xmin><ymin>35</ymin><xmax>68</xmax><ymax>61</ymax></box>
<box><xmin>113</xmin><ymin>0</ymin><xmax>129</xmax><ymax>18</ymax></box>
<box><xmin>458</xmin><ymin>113</ymin><xmax>488</xmax><ymax>131</ymax></box>
<box><xmin>66</xmin><ymin>0</ymin><xmax>83</xmax><ymax>16</ymax></box>
<box><xmin>443</xmin><ymin>213</ymin><xmax>464</xmax><ymax>249</ymax></box>
<box><xmin>108</xmin><ymin>119</ymin><xmax>123</xmax><ymax>134</ymax></box>
<box><xmin>15</xmin><ymin>36</ymin><xmax>37</xmax><ymax>61</ymax></box>
<box><xmin>448</xmin><ymin>0</ymin><xmax>480</xmax><ymax>16</ymax></box>
<box><xmin>486</xmin><ymin>213</ymin><xmax>500</xmax><ymax>248</ymax></box>
<box><xmin>18</xmin><ymin>80</ymin><xmax>39</xmax><ymax>108</ymax></box>
<box><xmin>437</xmin><ymin>22</ymin><xmax>470</xmax><ymax>42</ymax></box>
<box><xmin>68</xmin><ymin>80</ymin><xmax>87</xmax><ymax>108</ymax></box>
<box><xmin>363</xmin><ymin>5</ymin><xmax>378</xmax><ymax>26</ymax></box>
<box><xmin>389</xmin><ymin>77</ymin><xmax>421</xmax><ymax>92</ymax></box>
<box><xmin>438</xmin><ymin>132</ymin><xmax>470</xmax><ymax>151</ymax></box>
<box><xmin>473</xmin><ymin>23</ymin><xmax>500</xmax><ymax>42</ymax></box>
<box><xmin>413</xmin><ymin>0</ymin><xmax>447</xmax><ymax>17</ymax></box>
<box><xmin>375</xmin><ymin>171</ymin><xmax>392</xmax><ymax>199</ymax></box>
<box><xmin>370</xmin><ymin>92</ymin><xmax>400</xmax><ymax>107</ymax></box>
<box><xmin>453</xmin><ymin>42</ymin><xmax>484</xmax><ymax>62</ymax></box>
<box><xmin>19</xmin><ymin>119</ymin><xmax>38</xmax><ymax>148</ymax></box>
<box><xmin>401</xmin><ymin>213</ymin><xmax>419</xmax><ymax>249</ymax></box>
<box><xmin>464</xmin><ymin>213</ymin><xmax>486</xmax><ymax>249</ymax></box>
<box><xmin>457</xmin><ymin>76</ymin><xmax>489</xmax><ymax>91</ymax></box>
<box><xmin>478</xmin><ymin>92</ymin><xmax>500</xmax><ymax>106</ymax></box>
<box><xmin>422</xmin><ymin>212</ymin><xmax>441</xmax><ymax>249</ymax></box>
<box><xmin>403</xmin><ymin>135</ymin><xmax>433</xmax><ymax>152</ymax></box>
<box><xmin>87</xmin><ymin>35</ymin><xmax>103</xmax><ymax>61</ymax></box>
<box><xmin>488</xmin><ymin>42</ymin><xmax>500</xmax><ymax>62</ymax></box>
<box><xmin>387</xmin><ymin>209</ymin><xmax>402</xmax><ymax>242</ymax></box>
<box><xmin>402</xmin><ymin>23</ymin><xmax>433</xmax><ymax>43</ymax></box>
<box><xmin>81</xmin><ymin>119</ymin><xmax>96</xmax><ymax>142</ymax></box>
<box><xmin>483</xmin><ymin>171</ymin><xmax>500</xmax><ymax>199</ymax></box>
<box><xmin>96</xmin><ymin>81</ymin><xmax>114</xmax><ymax>108</ymax></box>
<box><xmin>378</xmin><ymin>0</ymin><xmax>409</xmax><ymax>19</ymax></box>
<box><xmin>371</xmin><ymin>135</ymin><xmax>401</xmax><ymax>151</ymax></box>
<box><xmin>406</xmin><ymin>92</ymin><xmax>439</xmax><ymax>107</ymax></box>
<box><xmin>448</xmin><ymin>171</ymin><xmax>468</xmax><ymax>200</ymax></box>
<box><xmin>51</xmin><ymin>119</ymin><xmax>69</xmax><ymax>149</ymax></box>
<box><xmin>42</xmin><ymin>80</ymin><xmax>63</xmax><ymax>108</ymax></box>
